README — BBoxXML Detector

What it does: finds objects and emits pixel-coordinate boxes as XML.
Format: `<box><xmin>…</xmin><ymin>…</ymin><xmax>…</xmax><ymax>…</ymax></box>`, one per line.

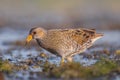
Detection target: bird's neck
<box><xmin>36</xmin><ymin>39</ymin><xmax>45</xmax><ymax>48</ymax></box>
<box><xmin>36</xmin><ymin>32</ymin><xmax>48</xmax><ymax>48</ymax></box>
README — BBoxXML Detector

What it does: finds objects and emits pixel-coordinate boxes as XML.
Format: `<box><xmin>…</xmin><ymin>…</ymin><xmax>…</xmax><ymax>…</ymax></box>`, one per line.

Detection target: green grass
<box><xmin>43</xmin><ymin>58</ymin><xmax>119</xmax><ymax>79</ymax></box>
<box><xmin>0</xmin><ymin>58</ymin><xmax>120</xmax><ymax>79</ymax></box>
<box><xmin>0</xmin><ymin>60</ymin><xmax>13</xmax><ymax>72</ymax></box>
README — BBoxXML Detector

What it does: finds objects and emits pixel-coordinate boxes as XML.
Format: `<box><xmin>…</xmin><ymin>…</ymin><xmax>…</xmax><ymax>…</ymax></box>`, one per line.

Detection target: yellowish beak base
<box><xmin>26</xmin><ymin>35</ymin><xmax>32</xmax><ymax>43</ymax></box>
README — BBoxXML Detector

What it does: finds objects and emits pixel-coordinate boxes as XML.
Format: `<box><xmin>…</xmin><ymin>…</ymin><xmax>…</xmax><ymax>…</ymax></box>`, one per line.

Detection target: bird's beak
<box><xmin>26</xmin><ymin>35</ymin><xmax>33</xmax><ymax>43</ymax></box>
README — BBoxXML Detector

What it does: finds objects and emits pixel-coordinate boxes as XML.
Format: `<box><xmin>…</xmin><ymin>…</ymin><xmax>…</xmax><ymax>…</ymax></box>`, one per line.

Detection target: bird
<box><xmin>26</xmin><ymin>27</ymin><xmax>103</xmax><ymax>64</ymax></box>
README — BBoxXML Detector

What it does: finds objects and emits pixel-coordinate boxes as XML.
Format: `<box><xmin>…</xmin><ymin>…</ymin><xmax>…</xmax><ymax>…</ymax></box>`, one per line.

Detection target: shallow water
<box><xmin>0</xmin><ymin>28</ymin><xmax>120</xmax><ymax>80</ymax></box>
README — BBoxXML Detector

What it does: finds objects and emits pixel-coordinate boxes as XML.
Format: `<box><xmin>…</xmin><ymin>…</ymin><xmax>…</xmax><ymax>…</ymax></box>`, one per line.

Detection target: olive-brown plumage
<box><xmin>26</xmin><ymin>27</ymin><xmax>103</xmax><ymax>63</ymax></box>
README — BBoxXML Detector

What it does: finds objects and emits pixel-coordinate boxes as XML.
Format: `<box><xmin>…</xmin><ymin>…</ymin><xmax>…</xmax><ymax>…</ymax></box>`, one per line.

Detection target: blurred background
<box><xmin>0</xmin><ymin>0</ymin><xmax>120</xmax><ymax>30</ymax></box>
<box><xmin>0</xmin><ymin>0</ymin><xmax>120</xmax><ymax>80</ymax></box>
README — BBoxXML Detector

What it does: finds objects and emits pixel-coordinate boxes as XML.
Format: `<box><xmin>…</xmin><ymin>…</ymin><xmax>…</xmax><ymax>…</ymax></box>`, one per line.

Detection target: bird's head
<box><xmin>26</xmin><ymin>27</ymin><xmax>46</xmax><ymax>43</ymax></box>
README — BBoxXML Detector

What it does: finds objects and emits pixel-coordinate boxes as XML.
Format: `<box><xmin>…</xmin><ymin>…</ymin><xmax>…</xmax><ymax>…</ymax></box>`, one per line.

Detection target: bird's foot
<box><xmin>60</xmin><ymin>57</ymin><xmax>65</xmax><ymax>65</ymax></box>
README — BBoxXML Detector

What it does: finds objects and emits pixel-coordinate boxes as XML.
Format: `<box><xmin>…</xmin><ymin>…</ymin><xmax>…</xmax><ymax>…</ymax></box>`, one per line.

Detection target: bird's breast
<box><xmin>36</xmin><ymin>38</ymin><xmax>61</xmax><ymax>56</ymax></box>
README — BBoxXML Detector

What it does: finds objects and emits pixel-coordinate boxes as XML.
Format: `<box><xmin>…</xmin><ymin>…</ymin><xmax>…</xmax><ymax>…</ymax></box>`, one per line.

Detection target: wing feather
<box><xmin>48</xmin><ymin>28</ymin><xmax>96</xmax><ymax>45</ymax></box>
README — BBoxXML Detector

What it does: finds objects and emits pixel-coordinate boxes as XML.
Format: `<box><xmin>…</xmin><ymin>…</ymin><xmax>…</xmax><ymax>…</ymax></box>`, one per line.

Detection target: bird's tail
<box><xmin>95</xmin><ymin>33</ymin><xmax>104</xmax><ymax>38</ymax></box>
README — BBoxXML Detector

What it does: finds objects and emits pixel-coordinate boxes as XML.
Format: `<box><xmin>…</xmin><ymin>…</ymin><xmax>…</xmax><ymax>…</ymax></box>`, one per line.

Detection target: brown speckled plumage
<box><xmin>27</xmin><ymin>27</ymin><xmax>103</xmax><ymax>63</ymax></box>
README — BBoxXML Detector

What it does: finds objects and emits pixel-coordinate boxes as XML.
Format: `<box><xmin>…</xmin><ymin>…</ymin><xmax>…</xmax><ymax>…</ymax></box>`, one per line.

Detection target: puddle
<box><xmin>0</xmin><ymin>28</ymin><xmax>26</xmax><ymax>50</ymax></box>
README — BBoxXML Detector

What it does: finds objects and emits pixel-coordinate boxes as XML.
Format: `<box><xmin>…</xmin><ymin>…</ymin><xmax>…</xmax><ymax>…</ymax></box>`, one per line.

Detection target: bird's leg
<box><xmin>60</xmin><ymin>57</ymin><xmax>65</xmax><ymax>65</ymax></box>
<box><xmin>66</xmin><ymin>56</ymin><xmax>73</xmax><ymax>62</ymax></box>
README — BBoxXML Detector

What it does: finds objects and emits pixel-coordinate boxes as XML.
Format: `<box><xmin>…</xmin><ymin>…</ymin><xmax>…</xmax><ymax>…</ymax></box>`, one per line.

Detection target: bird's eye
<box><xmin>33</xmin><ymin>32</ymin><xmax>36</xmax><ymax>34</ymax></box>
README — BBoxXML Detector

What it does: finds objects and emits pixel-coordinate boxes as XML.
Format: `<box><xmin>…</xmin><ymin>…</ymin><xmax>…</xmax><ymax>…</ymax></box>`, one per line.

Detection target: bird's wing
<box><xmin>55</xmin><ymin>28</ymin><xmax>96</xmax><ymax>45</ymax></box>
<box><xmin>48</xmin><ymin>28</ymin><xmax>96</xmax><ymax>45</ymax></box>
<box><xmin>70</xmin><ymin>28</ymin><xmax>96</xmax><ymax>45</ymax></box>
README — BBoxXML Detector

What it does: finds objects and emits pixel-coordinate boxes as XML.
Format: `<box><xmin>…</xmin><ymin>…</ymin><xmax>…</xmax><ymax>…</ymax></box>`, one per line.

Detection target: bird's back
<box><xmin>47</xmin><ymin>28</ymin><xmax>96</xmax><ymax>45</ymax></box>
